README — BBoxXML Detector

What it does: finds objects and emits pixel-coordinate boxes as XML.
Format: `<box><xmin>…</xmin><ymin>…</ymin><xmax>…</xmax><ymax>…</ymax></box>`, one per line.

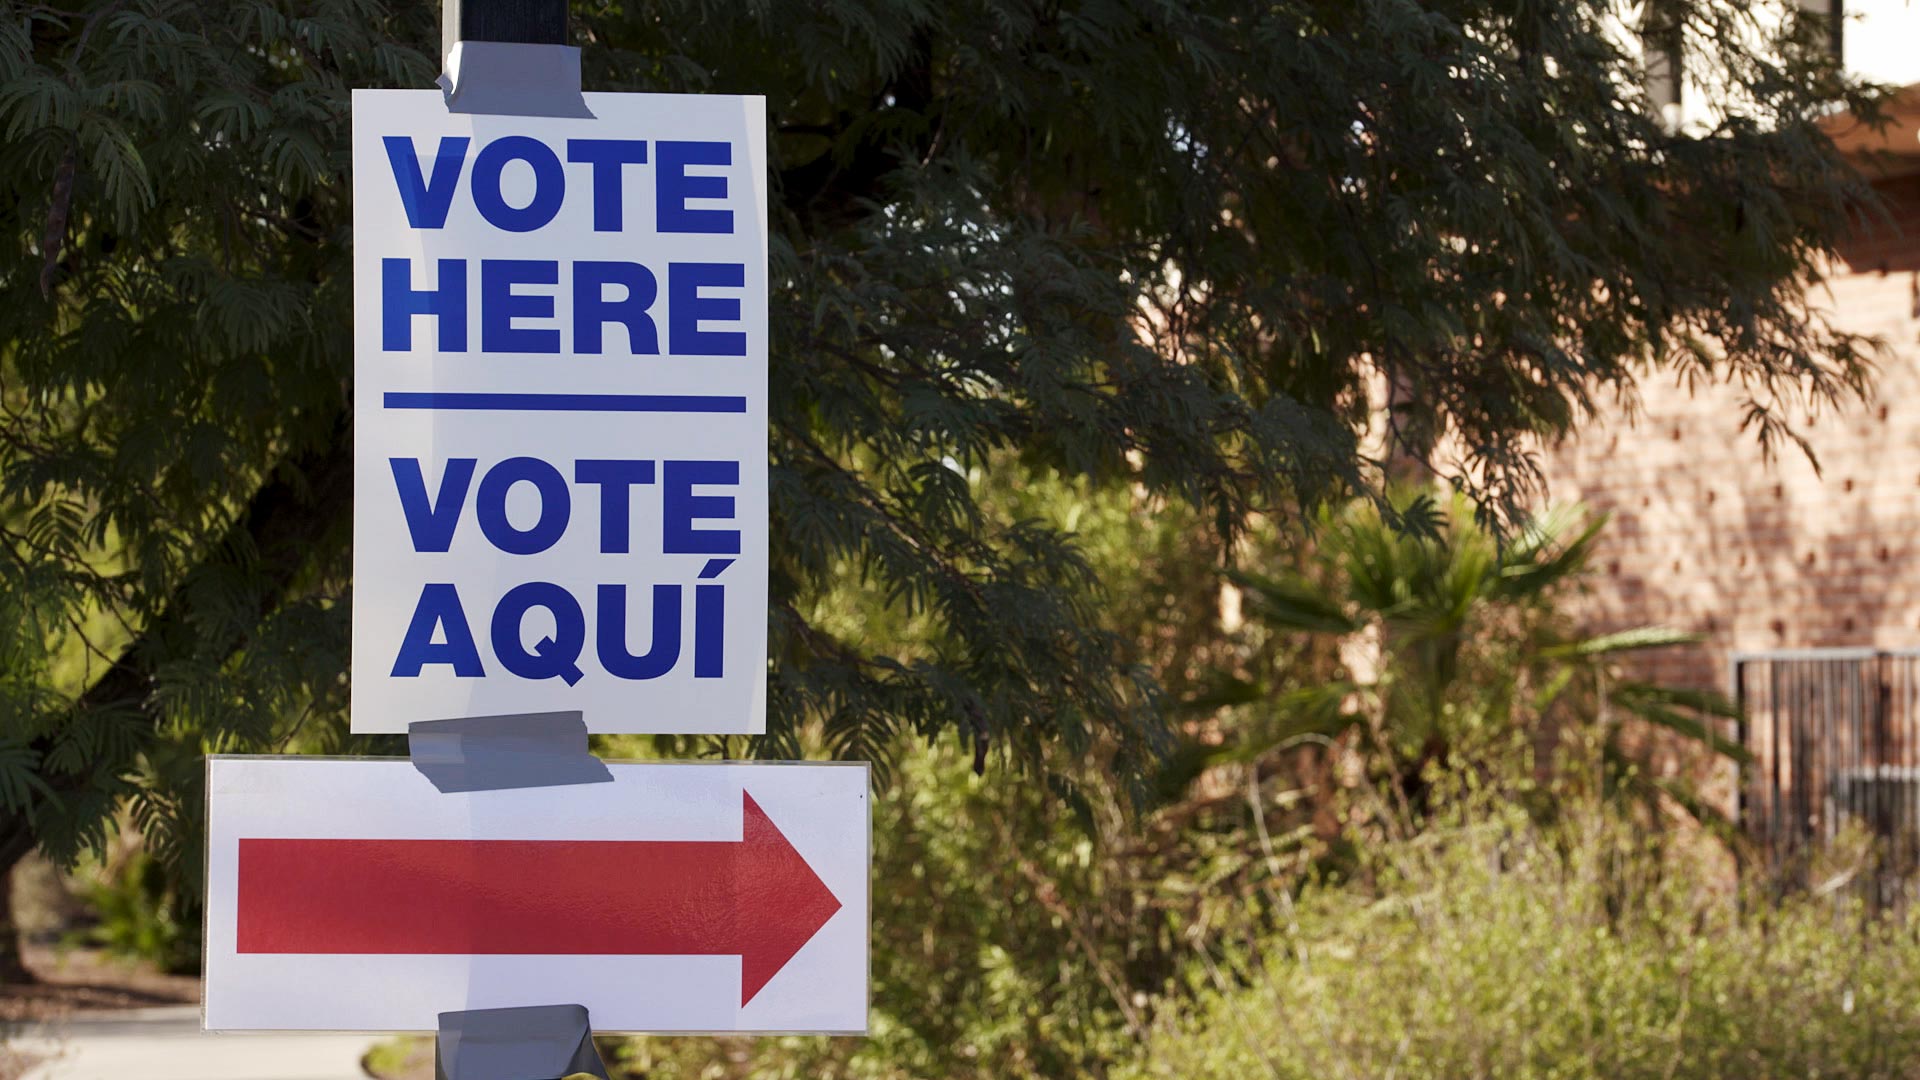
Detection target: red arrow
<box><xmin>236</xmin><ymin>792</ymin><xmax>841</xmax><ymax>1006</ymax></box>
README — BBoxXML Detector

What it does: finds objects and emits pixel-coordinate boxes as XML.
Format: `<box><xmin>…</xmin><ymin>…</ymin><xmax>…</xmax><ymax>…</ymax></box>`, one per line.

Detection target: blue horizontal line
<box><xmin>383</xmin><ymin>392</ymin><xmax>747</xmax><ymax>413</ymax></box>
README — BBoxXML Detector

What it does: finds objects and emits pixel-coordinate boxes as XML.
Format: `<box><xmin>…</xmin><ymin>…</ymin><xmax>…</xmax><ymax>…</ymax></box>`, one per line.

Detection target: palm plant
<box><xmin>1202</xmin><ymin>492</ymin><xmax>1748</xmax><ymax>830</ymax></box>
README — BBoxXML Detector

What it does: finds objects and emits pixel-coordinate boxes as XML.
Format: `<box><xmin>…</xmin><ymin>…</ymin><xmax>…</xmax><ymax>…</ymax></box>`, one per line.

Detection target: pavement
<box><xmin>9</xmin><ymin>1006</ymin><xmax>381</xmax><ymax>1080</ymax></box>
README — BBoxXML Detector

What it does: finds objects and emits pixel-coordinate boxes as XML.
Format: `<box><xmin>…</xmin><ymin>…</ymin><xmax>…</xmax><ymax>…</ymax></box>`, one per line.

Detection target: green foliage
<box><xmin>0</xmin><ymin>0</ymin><xmax>1887</xmax><ymax>903</ymax></box>
<box><xmin>605</xmin><ymin>484</ymin><xmax>1839</xmax><ymax>1079</ymax></box>
<box><xmin>70</xmin><ymin>848</ymin><xmax>201</xmax><ymax>974</ymax></box>
<box><xmin>613</xmin><ymin>743</ymin><xmax>1150</xmax><ymax>1080</ymax></box>
<box><xmin>1125</xmin><ymin>805</ymin><xmax>1920</xmax><ymax>1080</ymax></box>
<box><xmin>1213</xmin><ymin>492</ymin><xmax>1743</xmax><ymax>828</ymax></box>
<box><xmin>358</xmin><ymin>1038</ymin><xmax>419</xmax><ymax>1079</ymax></box>
<box><xmin>0</xmin><ymin>0</ymin><xmax>435</xmax><ymax>877</ymax></box>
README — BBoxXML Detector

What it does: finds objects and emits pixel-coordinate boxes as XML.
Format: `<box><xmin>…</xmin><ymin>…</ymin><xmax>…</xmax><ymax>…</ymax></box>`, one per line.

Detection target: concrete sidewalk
<box><xmin>10</xmin><ymin>1005</ymin><xmax>379</xmax><ymax>1080</ymax></box>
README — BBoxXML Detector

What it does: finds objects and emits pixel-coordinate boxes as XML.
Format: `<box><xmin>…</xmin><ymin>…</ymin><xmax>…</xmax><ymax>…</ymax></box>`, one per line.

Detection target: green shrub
<box><xmin>1125</xmin><ymin>804</ymin><xmax>1920</xmax><ymax>1080</ymax></box>
<box><xmin>72</xmin><ymin>849</ymin><xmax>202</xmax><ymax>975</ymax></box>
<box><xmin>1210</xmin><ymin>492</ymin><xmax>1744</xmax><ymax>833</ymax></box>
<box><xmin>613</xmin><ymin>743</ymin><xmax>1148</xmax><ymax>1079</ymax></box>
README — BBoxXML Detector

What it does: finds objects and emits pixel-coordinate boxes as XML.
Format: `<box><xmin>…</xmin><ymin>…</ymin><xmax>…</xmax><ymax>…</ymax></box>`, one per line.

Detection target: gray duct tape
<box><xmin>436</xmin><ymin>1003</ymin><xmax>609</xmax><ymax>1080</ymax></box>
<box><xmin>438</xmin><ymin>41</ymin><xmax>594</xmax><ymax>119</ymax></box>
<box><xmin>408</xmin><ymin>711</ymin><xmax>613</xmax><ymax>793</ymax></box>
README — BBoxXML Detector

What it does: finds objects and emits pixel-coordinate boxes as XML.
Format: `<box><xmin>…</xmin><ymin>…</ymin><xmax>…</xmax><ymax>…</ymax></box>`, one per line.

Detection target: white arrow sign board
<box><xmin>203</xmin><ymin>757</ymin><xmax>868</xmax><ymax>1033</ymax></box>
<box><xmin>350</xmin><ymin>89</ymin><xmax>768</xmax><ymax>733</ymax></box>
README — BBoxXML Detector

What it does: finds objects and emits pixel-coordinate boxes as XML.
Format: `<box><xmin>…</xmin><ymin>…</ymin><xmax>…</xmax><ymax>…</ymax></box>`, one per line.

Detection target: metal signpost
<box><xmin>201</xmin><ymin>2</ymin><xmax>868</xmax><ymax>1074</ymax></box>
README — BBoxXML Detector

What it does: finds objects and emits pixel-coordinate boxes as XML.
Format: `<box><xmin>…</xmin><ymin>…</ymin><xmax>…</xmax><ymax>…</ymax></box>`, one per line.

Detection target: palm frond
<box><xmin>1612</xmin><ymin>680</ymin><xmax>1742</xmax><ymax>721</ymax></box>
<box><xmin>1540</xmin><ymin>626</ymin><xmax>1703</xmax><ymax>659</ymax></box>
<box><xmin>1652</xmin><ymin>775</ymin><xmax>1746</xmax><ymax>848</ymax></box>
<box><xmin>1177</xmin><ymin>675</ymin><xmax>1271</xmax><ymax>715</ymax></box>
<box><xmin>1215</xmin><ymin>684</ymin><xmax>1366</xmax><ymax>763</ymax></box>
<box><xmin>1614</xmin><ymin>698</ymin><xmax>1752</xmax><ymax>764</ymax></box>
<box><xmin>1229</xmin><ymin>570</ymin><xmax>1362</xmax><ymax>635</ymax></box>
<box><xmin>1495</xmin><ymin>512</ymin><xmax>1604</xmax><ymax>601</ymax></box>
<box><xmin>1505</xmin><ymin>503</ymin><xmax>1589</xmax><ymax>564</ymax></box>
<box><xmin>1532</xmin><ymin>666</ymin><xmax>1576</xmax><ymax>713</ymax></box>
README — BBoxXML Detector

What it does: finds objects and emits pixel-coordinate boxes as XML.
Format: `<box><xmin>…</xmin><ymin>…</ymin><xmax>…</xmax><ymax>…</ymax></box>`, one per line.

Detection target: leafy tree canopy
<box><xmin>0</xmin><ymin>0</ymin><xmax>1882</xmax><ymax>913</ymax></box>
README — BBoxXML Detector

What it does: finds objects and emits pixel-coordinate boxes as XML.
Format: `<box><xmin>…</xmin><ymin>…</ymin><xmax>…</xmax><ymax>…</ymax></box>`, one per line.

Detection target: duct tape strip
<box><xmin>438</xmin><ymin>40</ymin><xmax>594</xmax><ymax>119</ymax></box>
<box><xmin>436</xmin><ymin>1003</ymin><xmax>609</xmax><ymax>1080</ymax></box>
<box><xmin>408</xmin><ymin>710</ymin><xmax>613</xmax><ymax>793</ymax></box>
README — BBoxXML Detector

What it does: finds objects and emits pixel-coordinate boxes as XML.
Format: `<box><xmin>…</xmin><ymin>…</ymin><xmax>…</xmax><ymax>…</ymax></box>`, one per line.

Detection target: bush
<box><xmin>1210</xmin><ymin>492</ymin><xmax>1745</xmax><ymax>834</ymax></box>
<box><xmin>72</xmin><ymin>849</ymin><xmax>202</xmax><ymax>975</ymax></box>
<box><xmin>613</xmin><ymin>742</ymin><xmax>1149</xmax><ymax>1079</ymax></box>
<box><xmin>1125</xmin><ymin>803</ymin><xmax>1920</xmax><ymax>1080</ymax></box>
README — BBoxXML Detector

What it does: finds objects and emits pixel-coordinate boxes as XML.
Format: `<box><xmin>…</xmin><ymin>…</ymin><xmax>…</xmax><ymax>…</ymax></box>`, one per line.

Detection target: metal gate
<box><xmin>1734</xmin><ymin>648</ymin><xmax>1920</xmax><ymax>899</ymax></box>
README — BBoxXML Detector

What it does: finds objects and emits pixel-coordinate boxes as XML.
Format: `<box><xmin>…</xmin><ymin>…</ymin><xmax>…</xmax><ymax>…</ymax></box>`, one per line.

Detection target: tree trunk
<box><xmin>0</xmin><ymin>854</ymin><xmax>33</xmax><ymax>984</ymax></box>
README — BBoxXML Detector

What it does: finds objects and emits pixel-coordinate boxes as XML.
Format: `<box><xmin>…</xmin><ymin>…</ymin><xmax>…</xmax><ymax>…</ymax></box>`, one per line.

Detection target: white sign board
<box><xmin>350</xmin><ymin>90</ymin><xmax>768</xmax><ymax>733</ymax></box>
<box><xmin>203</xmin><ymin>757</ymin><xmax>868</xmax><ymax>1033</ymax></box>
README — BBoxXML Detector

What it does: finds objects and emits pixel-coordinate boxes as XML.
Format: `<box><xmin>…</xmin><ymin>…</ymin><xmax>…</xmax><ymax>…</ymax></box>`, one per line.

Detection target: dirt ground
<box><xmin>3</xmin><ymin>851</ymin><xmax>197</xmax><ymax>1026</ymax></box>
<box><xmin>5</xmin><ymin>861</ymin><xmax>454</xmax><ymax>1080</ymax></box>
<box><xmin>2</xmin><ymin>855</ymin><xmax>196</xmax><ymax>1079</ymax></box>
<box><xmin>0</xmin><ymin>945</ymin><xmax>200</xmax><ymax>1025</ymax></box>
<box><xmin>0</xmin><ymin>944</ymin><xmax>202</xmax><ymax>1080</ymax></box>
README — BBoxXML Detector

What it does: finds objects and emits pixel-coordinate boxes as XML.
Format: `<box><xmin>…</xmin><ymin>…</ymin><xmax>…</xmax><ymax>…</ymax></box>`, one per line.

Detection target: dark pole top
<box><xmin>436</xmin><ymin>0</ymin><xmax>589</xmax><ymax>117</ymax></box>
<box><xmin>444</xmin><ymin>0</ymin><xmax>568</xmax><ymax>67</ymax></box>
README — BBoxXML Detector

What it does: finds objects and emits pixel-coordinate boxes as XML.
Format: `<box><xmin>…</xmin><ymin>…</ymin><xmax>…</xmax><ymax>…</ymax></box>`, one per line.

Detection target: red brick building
<box><xmin>1540</xmin><ymin>86</ymin><xmax>1920</xmax><ymax>866</ymax></box>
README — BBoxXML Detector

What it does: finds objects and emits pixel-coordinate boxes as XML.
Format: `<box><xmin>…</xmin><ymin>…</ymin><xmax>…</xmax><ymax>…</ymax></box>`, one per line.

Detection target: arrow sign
<box><xmin>236</xmin><ymin>793</ymin><xmax>838</xmax><ymax>1005</ymax></box>
<box><xmin>203</xmin><ymin>758</ymin><xmax>869</xmax><ymax>1033</ymax></box>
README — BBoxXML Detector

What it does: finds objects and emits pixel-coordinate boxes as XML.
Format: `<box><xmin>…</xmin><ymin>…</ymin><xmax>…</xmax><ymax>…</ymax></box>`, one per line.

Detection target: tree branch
<box><xmin>0</xmin><ymin>411</ymin><xmax>352</xmax><ymax>866</ymax></box>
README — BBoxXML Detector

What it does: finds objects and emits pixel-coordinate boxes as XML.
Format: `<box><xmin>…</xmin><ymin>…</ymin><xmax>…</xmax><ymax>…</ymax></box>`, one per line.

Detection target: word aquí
<box><xmin>379</xmin><ymin>134</ymin><xmax>747</xmax><ymax>357</ymax></box>
<box><xmin>387</xmin><ymin>455</ymin><xmax>739</xmax><ymax>686</ymax></box>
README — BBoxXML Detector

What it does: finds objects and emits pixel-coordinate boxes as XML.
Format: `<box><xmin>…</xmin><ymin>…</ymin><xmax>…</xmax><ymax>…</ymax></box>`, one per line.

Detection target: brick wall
<box><xmin>1539</xmin><ymin>172</ymin><xmax>1920</xmax><ymax>696</ymax></box>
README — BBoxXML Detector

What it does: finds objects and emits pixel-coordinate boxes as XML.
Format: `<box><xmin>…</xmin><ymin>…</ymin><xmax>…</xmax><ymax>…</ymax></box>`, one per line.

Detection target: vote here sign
<box><xmin>350</xmin><ymin>90</ymin><xmax>767</xmax><ymax>733</ymax></box>
<box><xmin>203</xmin><ymin>756</ymin><xmax>869</xmax><ymax>1033</ymax></box>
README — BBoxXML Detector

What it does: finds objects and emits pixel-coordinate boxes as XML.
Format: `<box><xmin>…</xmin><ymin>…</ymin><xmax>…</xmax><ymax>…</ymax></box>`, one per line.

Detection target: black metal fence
<box><xmin>1734</xmin><ymin>648</ymin><xmax>1920</xmax><ymax>902</ymax></box>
